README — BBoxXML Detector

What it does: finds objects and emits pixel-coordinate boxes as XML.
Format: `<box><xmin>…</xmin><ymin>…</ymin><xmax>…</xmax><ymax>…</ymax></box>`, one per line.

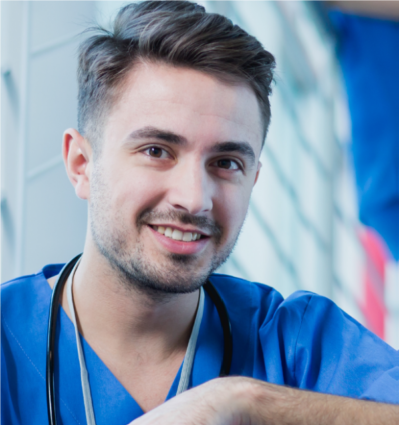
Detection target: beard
<box><xmin>89</xmin><ymin>166</ymin><xmax>240</xmax><ymax>300</ymax></box>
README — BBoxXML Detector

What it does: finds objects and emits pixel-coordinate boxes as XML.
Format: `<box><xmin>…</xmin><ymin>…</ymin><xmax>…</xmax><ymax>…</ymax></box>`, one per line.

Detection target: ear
<box><xmin>63</xmin><ymin>128</ymin><xmax>92</xmax><ymax>200</ymax></box>
<box><xmin>253</xmin><ymin>161</ymin><xmax>262</xmax><ymax>186</ymax></box>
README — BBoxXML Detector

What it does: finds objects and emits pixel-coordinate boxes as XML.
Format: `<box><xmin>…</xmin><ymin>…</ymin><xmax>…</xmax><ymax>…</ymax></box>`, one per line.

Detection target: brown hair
<box><xmin>77</xmin><ymin>1</ymin><xmax>275</xmax><ymax>147</ymax></box>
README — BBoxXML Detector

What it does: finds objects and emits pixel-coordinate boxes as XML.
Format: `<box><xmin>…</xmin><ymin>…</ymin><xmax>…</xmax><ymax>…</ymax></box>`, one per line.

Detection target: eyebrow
<box><xmin>127</xmin><ymin>126</ymin><xmax>187</xmax><ymax>145</ymax></box>
<box><xmin>211</xmin><ymin>141</ymin><xmax>256</xmax><ymax>167</ymax></box>
<box><xmin>127</xmin><ymin>126</ymin><xmax>256</xmax><ymax>166</ymax></box>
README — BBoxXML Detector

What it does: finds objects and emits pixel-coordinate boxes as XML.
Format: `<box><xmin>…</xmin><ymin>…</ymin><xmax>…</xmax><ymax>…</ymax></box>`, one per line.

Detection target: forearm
<box><xmin>241</xmin><ymin>378</ymin><xmax>399</xmax><ymax>425</ymax></box>
<box><xmin>130</xmin><ymin>377</ymin><xmax>399</xmax><ymax>425</ymax></box>
<box><xmin>327</xmin><ymin>1</ymin><xmax>399</xmax><ymax>21</ymax></box>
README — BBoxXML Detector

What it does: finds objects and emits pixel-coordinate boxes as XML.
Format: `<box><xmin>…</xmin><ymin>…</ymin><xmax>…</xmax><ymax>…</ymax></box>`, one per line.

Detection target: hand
<box><xmin>128</xmin><ymin>376</ymin><xmax>399</xmax><ymax>425</ymax></box>
<box><xmin>128</xmin><ymin>377</ymin><xmax>252</xmax><ymax>425</ymax></box>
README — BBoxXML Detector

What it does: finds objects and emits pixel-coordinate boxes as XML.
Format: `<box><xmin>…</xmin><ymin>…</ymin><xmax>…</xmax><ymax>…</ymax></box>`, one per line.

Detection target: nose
<box><xmin>166</xmin><ymin>159</ymin><xmax>213</xmax><ymax>215</ymax></box>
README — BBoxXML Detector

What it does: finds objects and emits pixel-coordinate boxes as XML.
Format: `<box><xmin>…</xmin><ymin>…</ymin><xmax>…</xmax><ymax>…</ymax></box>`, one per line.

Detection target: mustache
<box><xmin>137</xmin><ymin>208</ymin><xmax>223</xmax><ymax>240</ymax></box>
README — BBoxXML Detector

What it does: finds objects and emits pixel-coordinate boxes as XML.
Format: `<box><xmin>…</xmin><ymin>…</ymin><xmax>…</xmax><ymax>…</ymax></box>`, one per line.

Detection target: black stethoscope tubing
<box><xmin>46</xmin><ymin>253</ymin><xmax>233</xmax><ymax>425</ymax></box>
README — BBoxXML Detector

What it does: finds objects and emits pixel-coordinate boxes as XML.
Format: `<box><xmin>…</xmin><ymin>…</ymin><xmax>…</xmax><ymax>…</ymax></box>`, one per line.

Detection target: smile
<box><xmin>150</xmin><ymin>225</ymin><xmax>203</xmax><ymax>242</ymax></box>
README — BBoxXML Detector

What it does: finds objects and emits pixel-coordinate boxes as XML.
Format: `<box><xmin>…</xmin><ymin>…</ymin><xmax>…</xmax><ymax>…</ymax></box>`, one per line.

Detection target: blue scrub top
<box><xmin>329</xmin><ymin>11</ymin><xmax>399</xmax><ymax>260</ymax></box>
<box><xmin>2</xmin><ymin>264</ymin><xmax>399</xmax><ymax>424</ymax></box>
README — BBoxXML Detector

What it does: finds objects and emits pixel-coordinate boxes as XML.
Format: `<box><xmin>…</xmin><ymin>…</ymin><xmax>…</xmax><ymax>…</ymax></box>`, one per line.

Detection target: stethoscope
<box><xmin>46</xmin><ymin>253</ymin><xmax>233</xmax><ymax>425</ymax></box>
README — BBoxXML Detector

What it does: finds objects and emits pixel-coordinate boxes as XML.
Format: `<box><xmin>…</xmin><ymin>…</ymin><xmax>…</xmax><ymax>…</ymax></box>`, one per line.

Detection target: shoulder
<box><xmin>1</xmin><ymin>264</ymin><xmax>64</xmax><ymax>371</ymax></box>
<box><xmin>272</xmin><ymin>290</ymin><xmax>327</xmax><ymax>324</ymax></box>
<box><xmin>208</xmin><ymin>273</ymin><xmax>287</xmax><ymax>327</ymax></box>
<box><xmin>1</xmin><ymin>272</ymin><xmax>41</xmax><ymax>309</ymax></box>
<box><xmin>1</xmin><ymin>265</ymin><xmax>64</xmax><ymax>422</ymax></box>
<box><xmin>1</xmin><ymin>263</ymin><xmax>63</xmax><ymax>293</ymax></box>
<box><xmin>278</xmin><ymin>290</ymin><xmax>397</xmax><ymax>366</ymax></box>
<box><xmin>1</xmin><ymin>264</ymin><xmax>63</xmax><ymax>290</ymax></box>
<box><xmin>1</xmin><ymin>264</ymin><xmax>64</xmax><ymax>320</ymax></box>
<box><xmin>270</xmin><ymin>289</ymin><xmax>366</xmax><ymax>334</ymax></box>
<box><xmin>208</xmin><ymin>274</ymin><xmax>352</xmax><ymax>326</ymax></box>
<box><xmin>209</xmin><ymin>274</ymin><xmax>318</xmax><ymax>326</ymax></box>
<box><xmin>208</xmin><ymin>274</ymin><xmax>333</xmax><ymax>322</ymax></box>
<box><xmin>209</xmin><ymin>273</ymin><xmax>284</xmax><ymax>306</ymax></box>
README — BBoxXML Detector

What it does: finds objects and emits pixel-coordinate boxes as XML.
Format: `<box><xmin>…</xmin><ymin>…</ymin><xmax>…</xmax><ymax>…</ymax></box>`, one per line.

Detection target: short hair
<box><xmin>77</xmin><ymin>1</ymin><xmax>275</xmax><ymax>148</ymax></box>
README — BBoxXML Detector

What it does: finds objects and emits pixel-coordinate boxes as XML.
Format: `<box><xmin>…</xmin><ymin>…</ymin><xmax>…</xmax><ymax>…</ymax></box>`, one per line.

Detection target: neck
<box><xmin>57</xmin><ymin>244</ymin><xmax>200</xmax><ymax>363</ymax></box>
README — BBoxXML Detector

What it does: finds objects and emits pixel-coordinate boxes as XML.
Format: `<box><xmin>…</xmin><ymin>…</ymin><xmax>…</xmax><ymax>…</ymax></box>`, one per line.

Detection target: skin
<box><xmin>50</xmin><ymin>61</ymin><xmax>399</xmax><ymax>423</ymax></box>
<box><xmin>129</xmin><ymin>378</ymin><xmax>399</xmax><ymax>425</ymax></box>
<box><xmin>328</xmin><ymin>1</ymin><xmax>399</xmax><ymax>21</ymax></box>
<box><xmin>50</xmin><ymin>61</ymin><xmax>263</xmax><ymax>412</ymax></box>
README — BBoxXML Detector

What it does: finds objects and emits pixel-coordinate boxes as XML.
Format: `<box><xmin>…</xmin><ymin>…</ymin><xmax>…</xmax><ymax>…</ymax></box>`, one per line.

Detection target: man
<box><xmin>2</xmin><ymin>2</ymin><xmax>398</xmax><ymax>424</ymax></box>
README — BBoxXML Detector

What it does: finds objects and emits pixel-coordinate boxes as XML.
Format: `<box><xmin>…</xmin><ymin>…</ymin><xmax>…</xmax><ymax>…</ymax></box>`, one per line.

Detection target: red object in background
<box><xmin>358</xmin><ymin>227</ymin><xmax>389</xmax><ymax>339</ymax></box>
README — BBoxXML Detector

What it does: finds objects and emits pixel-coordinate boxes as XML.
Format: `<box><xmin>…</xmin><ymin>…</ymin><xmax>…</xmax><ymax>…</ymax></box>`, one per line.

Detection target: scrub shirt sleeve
<box><xmin>259</xmin><ymin>291</ymin><xmax>399</xmax><ymax>403</ymax></box>
<box><xmin>293</xmin><ymin>293</ymin><xmax>399</xmax><ymax>403</ymax></box>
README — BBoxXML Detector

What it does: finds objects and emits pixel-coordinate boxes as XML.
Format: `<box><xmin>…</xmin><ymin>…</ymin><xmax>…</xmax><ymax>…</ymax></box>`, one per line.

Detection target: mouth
<box><xmin>147</xmin><ymin>224</ymin><xmax>210</xmax><ymax>255</ymax></box>
<box><xmin>149</xmin><ymin>225</ymin><xmax>207</xmax><ymax>242</ymax></box>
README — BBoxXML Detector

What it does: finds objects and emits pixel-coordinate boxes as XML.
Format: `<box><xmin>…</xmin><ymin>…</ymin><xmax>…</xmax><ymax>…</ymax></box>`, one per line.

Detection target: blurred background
<box><xmin>1</xmin><ymin>1</ymin><xmax>398</xmax><ymax>347</ymax></box>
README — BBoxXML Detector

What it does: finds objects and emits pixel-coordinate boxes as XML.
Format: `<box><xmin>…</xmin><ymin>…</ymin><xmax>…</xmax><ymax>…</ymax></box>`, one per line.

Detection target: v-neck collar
<box><xmin>38</xmin><ymin>265</ymin><xmax>223</xmax><ymax>424</ymax></box>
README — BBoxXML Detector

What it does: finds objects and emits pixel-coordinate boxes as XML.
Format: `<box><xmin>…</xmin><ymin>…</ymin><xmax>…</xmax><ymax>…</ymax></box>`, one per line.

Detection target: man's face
<box><xmin>89</xmin><ymin>62</ymin><xmax>263</xmax><ymax>294</ymax></box>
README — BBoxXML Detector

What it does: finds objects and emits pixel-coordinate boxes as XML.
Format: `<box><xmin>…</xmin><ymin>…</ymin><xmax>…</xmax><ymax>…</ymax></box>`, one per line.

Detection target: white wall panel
<box><xmin>1</xmin><ymin>1</ymin><xmax>95</xmax><ymax>281</ymax></box>
<box><xmin>27</xmin><ymin>42</ymin><xmax>80</xmax><ymax>171</ymax></box>
<box><xmin>0</xmin><ymin>0</ymin><xmax>8</xmax><ymax>275</ymax></box>
<box><xmin>30</xmin><ymin>1</ymin><xmax>93</xmax><ymax>51</ymax></box>
<box><xmin>24</xmin><ymin>165</ymin><xmax>87</xmax><ymax>274</ymax></box>
<box><xmin>96</xmin><ymin>1</ymin><xmax>132</xmax><ymax>29</ymax></box>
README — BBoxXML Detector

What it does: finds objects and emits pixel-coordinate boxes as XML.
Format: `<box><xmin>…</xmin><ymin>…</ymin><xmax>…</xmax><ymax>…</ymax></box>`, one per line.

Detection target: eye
<box><xmin>215</xmin><ymin>158</ymin><xmax>241</xmax><ymax>170</ymax></box>
<box><xmin>143</xmin><ymin>146</ymin><xmax>171</xmax><ymax>159</ymax></box>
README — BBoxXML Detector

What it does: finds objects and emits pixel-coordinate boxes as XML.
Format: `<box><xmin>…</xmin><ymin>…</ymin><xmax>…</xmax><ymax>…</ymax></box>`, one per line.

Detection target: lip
<box><xmin>148</xmin><ymin>225</ymin><xmax>209</xmax><ymax>255</ymax></box>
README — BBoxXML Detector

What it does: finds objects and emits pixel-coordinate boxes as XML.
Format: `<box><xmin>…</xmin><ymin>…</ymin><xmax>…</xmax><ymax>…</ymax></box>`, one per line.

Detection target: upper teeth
<box><xmin>153</xmin><ymin>226</ymin><xmax>201</xmax><ymax>242</ymax></box>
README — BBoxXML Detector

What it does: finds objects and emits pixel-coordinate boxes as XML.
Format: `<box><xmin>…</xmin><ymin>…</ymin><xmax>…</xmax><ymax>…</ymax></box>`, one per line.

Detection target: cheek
<box><xmin>109</xmin><ymin>166</ymin><xmax>167</xmax><ymax>216</ymax></box>
<box><xmin>214</xmin><ymin>184</ymin><xmax>252</xmax><ymax>236</ymax></box>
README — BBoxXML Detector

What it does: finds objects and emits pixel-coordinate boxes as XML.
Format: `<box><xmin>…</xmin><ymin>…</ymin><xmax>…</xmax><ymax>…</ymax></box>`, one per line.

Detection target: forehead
<box><xmin>104</xmin><ymin>62</ymin><xmax>264</xmax><ymax>155</ymax></box>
